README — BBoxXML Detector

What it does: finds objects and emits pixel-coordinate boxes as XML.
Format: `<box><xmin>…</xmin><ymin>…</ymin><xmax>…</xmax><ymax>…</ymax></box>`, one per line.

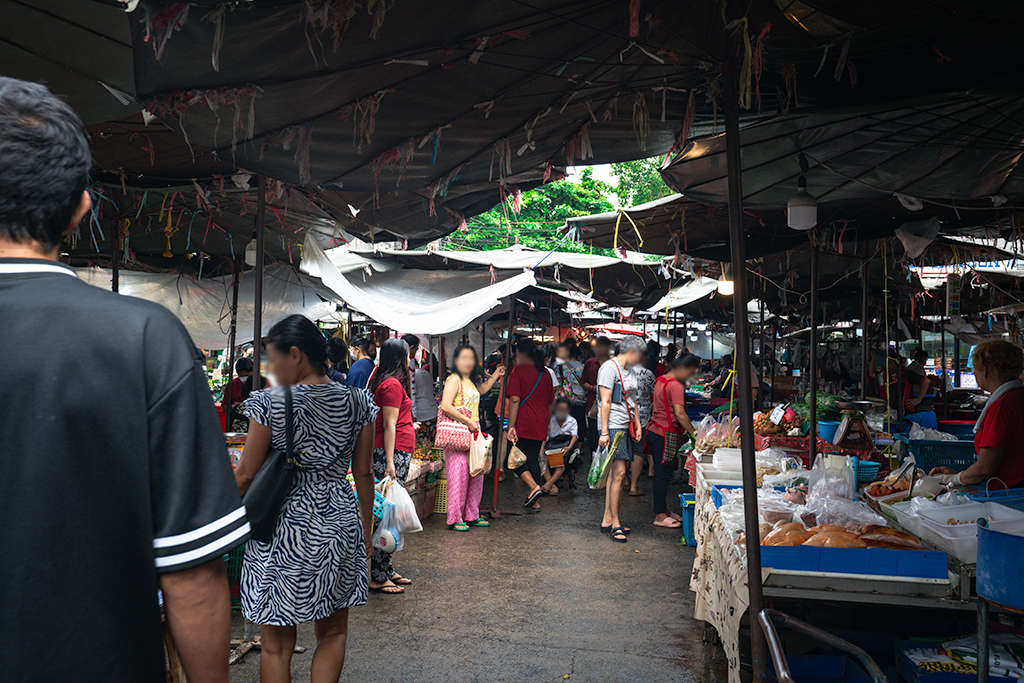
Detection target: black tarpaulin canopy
<box><xmin>662</xmin><ymin>90</ymin><xmax>1024</xmax><ymax>210</ymax></box>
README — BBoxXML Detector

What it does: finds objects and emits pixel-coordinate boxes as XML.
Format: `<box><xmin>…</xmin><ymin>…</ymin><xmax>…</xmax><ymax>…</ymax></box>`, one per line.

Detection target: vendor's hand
<box><xmin>929</xmin><ymin>466</ymin><xmax>956</xmax><ymax>476</ymax></box>
<box><xmin>467</xmin><ymin>421</ymin><xmax>480</xmax><ymax>434</ymax></box>
<box><xmin>386</xmin><ymin>462</ymin><xmax>397</xmax><ymax>481</ymax></box>
<box><xmin>507</xmin><ymin>426</ymin><xmax>518</xmax><ymax>443</ymax></box>
<box><xmin>598</xmin><ymin>433</ymin><xmax>610</xmax><ymax>449</ymax></box>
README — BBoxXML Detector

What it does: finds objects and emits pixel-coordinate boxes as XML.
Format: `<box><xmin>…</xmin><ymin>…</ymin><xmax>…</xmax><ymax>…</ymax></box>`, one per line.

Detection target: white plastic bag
<box><xmin>382</xmin><ymin>477</ymin><xmax>422</xmax><ymax>534</ymax></box>
<box><xmin>372</xmin><ymin>500</ymin><xmax>404</xmax><ymax>553</ymax></box>
<box><xmin>588</xmin><ymin>445</ymin><xmax>612</xmax><ymax>489</ymax></box>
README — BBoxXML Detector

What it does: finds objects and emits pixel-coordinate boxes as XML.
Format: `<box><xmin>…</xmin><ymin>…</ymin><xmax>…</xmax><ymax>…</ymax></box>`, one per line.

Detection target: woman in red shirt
<box><xmin>647</xmin><ymin>354</ymin><xmax>700</xmax><ymax>527</ymax></box>
<box><xmin>506</xmin><ymin>338</ymin><xmax>555</xmax><ymax>510</ymax></box>
<box><xmin>369</xmin><ymin>338</ymin><xmax>417</xmax><ymax>594</ymax></box>
<box><xmin>931</xmin><ymin>340</ymin><xmax>1024</xmax><ymax>489</ymax></box>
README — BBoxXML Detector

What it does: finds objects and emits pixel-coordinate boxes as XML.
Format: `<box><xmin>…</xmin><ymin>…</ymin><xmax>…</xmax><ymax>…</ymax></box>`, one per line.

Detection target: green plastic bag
<box><xmin>588</xmin><ymin>432</ymin><xmax>624</xmax><ymax>489</ymax></box>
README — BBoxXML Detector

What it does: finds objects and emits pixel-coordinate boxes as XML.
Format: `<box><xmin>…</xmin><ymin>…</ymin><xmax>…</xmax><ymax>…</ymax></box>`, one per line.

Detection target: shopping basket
<box><xmin>894</xmin><ymin>433</ymin><xmax>975</xmax><ymax>472</ymax></box>
<box><xmin>351</xmin><ymin>483</ymin><xmax>393</xmax><ymax>520</ymax></box>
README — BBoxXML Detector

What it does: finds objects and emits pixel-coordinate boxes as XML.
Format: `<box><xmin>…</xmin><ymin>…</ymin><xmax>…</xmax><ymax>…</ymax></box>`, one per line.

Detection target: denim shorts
<box><xmin>608</xmin><ymin>428</ymin><xmax>637</xmax><ymax>461</ymax></box>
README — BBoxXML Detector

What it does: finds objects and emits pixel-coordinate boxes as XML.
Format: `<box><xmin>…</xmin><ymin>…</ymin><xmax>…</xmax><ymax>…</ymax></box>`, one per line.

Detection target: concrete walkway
<box><xmin>229</xmin><ymin>473</ymin><xmax>726</xmax><ymax>683</ymax></box>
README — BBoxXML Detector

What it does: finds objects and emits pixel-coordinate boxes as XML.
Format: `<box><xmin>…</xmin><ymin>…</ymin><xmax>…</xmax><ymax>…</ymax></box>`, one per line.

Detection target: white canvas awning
<box><xmin>644</xmin><ymin>276</ymin><xmax>722</xmax><ymax>313</ymax></box>
<box><xmin>302</xmin><ymin>234</ymin><xmax>536</xmax><ymax>334</ymax></box>
<box><xmin>78</xmin><ymin>263</ymin><xmax>341</xmax><ymax>349</ymax></box>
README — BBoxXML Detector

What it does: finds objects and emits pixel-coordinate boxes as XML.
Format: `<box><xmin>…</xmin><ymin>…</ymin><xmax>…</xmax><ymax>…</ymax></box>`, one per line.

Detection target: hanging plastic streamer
<box><xmin>427</xmin><ymin>165</ymin><xmax>463</xmax><ymax>217</ymax></box>
<box><xmin>628</xmin><ymin>0</ymin><xmax>641</xmax><ymax>38</ymax></box>
<box><xmin>140</xmin><ymin>3</ymin><xmax>189</xmax><ymax>60</ymax></box>
<box><xmin>418</xmin><ymin>124</ymin><xmax>450</xmax><ymax>165</ymax></box>
<box><xmin>201</xmin><ymin>5</ymin><xmax>227</xmax><ymax>72</ymax></box>
<box><xmin>148</xmin><ymin>85</ymin><xmax>261</xmax><ymax>161</ymax></box>
<box><xmin>834</xmin><ymin>33</ymin><xmax>851</xmax><ymax>82</ymax></box>
<box><xmin>631</xmin><ymin>93</ymin><xmax>649</xmax><ymax>151</ymax></box>
<box><xmin>661</xmin><ymin>88</ymin><xmax>696</xmax><ymax>167</ymax></box>
<box><xmin>778</xmin><ymin>63</ymin><xmax>798</xmax><ymax>113</ymax></box>
<box><xmin>366</xmin><ymin>0</ymin><xmax>392</xmax><ymax>39</ymax></box>
<box><xmin>725</xmin><ymin>17</ymin><xmax>752</xmax><ymax>110</ymax></box>
<box><xmin>509</xmin><ymin>185</ymin><xmax>523</xmax><ymax>216</ymax></box>
<box><xmin>193</xmin><ymin>180</ymin><xmax>212</xmax><ymax>212</ymax></box>
<box><xmin>302</xmin><ymin>0</ymin><xmax>358</xmax><ymax>56</ymax></box>
<box><xmin>338</xmin><ymin>90</ymin><xmax>390</xmax><ymax>154</ymax></box>
<box><xmin>129</xmin><ymin>132</ymin><xmax>156</xmax><ymax>166</ymax></box>
<box><xmin>394</xmin><ymin>139</ymin><xmax>416</xmax><ymax>187</ymax></box>
<box><xmin>490</xmin><ymin>138</ymin><xmax>512</xmax><ymax>183</ymax></box>
<box><xmin>752</xmin><ymin>22</ymin><xmax>771</xmax><ymax>111</ymax></box>
<box><xmin>542</xmin><ymin>160</ymin><xmax>553</xmax><ymax>184</ymax></box>
<box><xmin>705</xmin><ymin>77</ymin><xmax>722</xmax><ymax>134</ymax></box>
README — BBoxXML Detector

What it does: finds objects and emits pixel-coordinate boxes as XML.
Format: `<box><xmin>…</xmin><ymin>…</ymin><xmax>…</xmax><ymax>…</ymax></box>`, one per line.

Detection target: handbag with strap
<box><xmin>436</xmin><ymin>380</ymin><xmax>473</xmax><ymax>451</ymax></box>
<box><xmin>613</xmin><ymin>360</ymin><xmax>639</xmax><ymax>442</ymax></box>
<box><xmin>243</xmin><ymin>386</ymin><xmax>299</xmax><ymax>543</ymax></box>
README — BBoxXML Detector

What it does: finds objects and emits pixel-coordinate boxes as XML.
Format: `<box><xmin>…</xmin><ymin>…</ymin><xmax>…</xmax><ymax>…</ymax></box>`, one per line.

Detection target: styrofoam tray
<box><xmin>917</xmin><ymin>502</ymin><xmax>1024</xmax><ymax>538</ymax></box>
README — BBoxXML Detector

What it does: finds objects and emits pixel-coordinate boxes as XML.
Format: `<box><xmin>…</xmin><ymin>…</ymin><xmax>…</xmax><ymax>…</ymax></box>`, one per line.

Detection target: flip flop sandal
<box><xmin>600</xmin><ymin>525</ymin><xmax>631</xmax><ymax>534</ymax></box>
<box><xmin>369</xmin><ymin>585</ymin><xmax>405</xmax><ymax>594</ymax></box>
<box><xmin>610</xmin><ymin>526</ymin><xmax>628</xmax><ymax>543</ymax></box>
<box><xmin>523</xmin><ymin>489</ymin><xmax>543</xmax><ymax>509</ymax></box>
<box><xmin>390</xmin><ymin>575</ymin><xmax>413</xmax><ymax>585</ymax></box>
<box><xmin>448</xmin><ymin>523</ymin><xmax>470</xmax><ymax>531</ymax></box>
<box><xmin>467</xmin><ymin>518</ymin><xmax>490</xmax><ymax>527</ymax></box>
<box><xmin>653</xmin><ymin>519</ymin><xmax>682</xmax><ymax>528</ymax></box>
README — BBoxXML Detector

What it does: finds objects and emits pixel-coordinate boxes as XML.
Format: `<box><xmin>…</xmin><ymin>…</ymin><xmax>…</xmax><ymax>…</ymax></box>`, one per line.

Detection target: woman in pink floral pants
<box><xmin>439</xmin><ymin>345</ymin><xmax>504</xmax><ymax>531</ymax></box>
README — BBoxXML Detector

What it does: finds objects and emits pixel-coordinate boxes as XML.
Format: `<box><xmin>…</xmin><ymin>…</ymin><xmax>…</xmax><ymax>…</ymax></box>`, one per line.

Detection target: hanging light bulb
<box><xmin>245</xmin><ymin>238</ymin><xmax>258</xmax><ymax>266</ymax></box>
<box><xmin>717</xmin><ymin>262</ymin><xmax>734</xmax><ymax>295</ymax></box>
<box><xmin>787</xmin><ymin>153</ymin><xmax>817</xmax><ymax>230</ymax></box>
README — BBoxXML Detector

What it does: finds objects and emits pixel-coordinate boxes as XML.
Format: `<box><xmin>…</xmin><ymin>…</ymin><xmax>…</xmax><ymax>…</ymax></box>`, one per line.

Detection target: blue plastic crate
<box><xmin>679</xmin><ymin>493</ymin><xmax>696</xmax><ymax>546</ymax></box>
<box><xmin>895</xmin><ymin>433</ymin><xmax>976</xmax><ymax>471</ymax></box>
<box><xmin>971</xmin><ymin>488</ymin><xmax>1024</xmax><ymax>512</ymax></box>
<box><xmin>760</xmin><ymin>545</ymin><xmax>948</xmax><ymax>579</ymax></box>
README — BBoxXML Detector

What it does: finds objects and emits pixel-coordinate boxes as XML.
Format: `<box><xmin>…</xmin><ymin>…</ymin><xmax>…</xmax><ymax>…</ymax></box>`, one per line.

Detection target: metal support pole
<box><xmin>954</xmin><ymin>337</ymin><xmax>961</xmax><ymax>387</ymax></box>
<box><xmin>723</xmin><ymin>61</ymin><xmax>765</xmax><ymax>683</ymax></box>
<box><xmin>253</xmin><ymin>176</ymin><xmax>266</xmax><ymax>383</ymax></box>
<box><xmin>978</xmin><ymin>597</ymin><xmax>990</xmax><ymax>683</ymax></box>
<box><xmin>759</xmin><ymin>298</ymin><xmax>766</xmax><ymax>409</ymax></box>
<box><xmin>897</xmin><ymin>307</ymin><xmax>905</xmax><ymax>429</ymax></box>
<box><xmin>491</xmin><ymin>298</ymin><xmax>521</xmax><ymax>518</ymax></box>
<box><xmin>860</xmin><ymin>255</ymin><xmax>869</xmax><ymax>400</ymax></box>
<box><xmin>809</xmin><ymin>242</ymin><xmax>819</xmax><ymax>467</ymax></box>
<box><xmin>941</xmin><ymin>325</ymin><xmax>949</xmax><ymax>418</ymax></box>
<box><xmin>223</xmin><ymin>260</ymin><xmax>240</xmax><ymax>429</ymax></box>
<box><xmin>111</xmin><ymin>231</ymin><xmax>120</xmax><ymax>292</ymax></box>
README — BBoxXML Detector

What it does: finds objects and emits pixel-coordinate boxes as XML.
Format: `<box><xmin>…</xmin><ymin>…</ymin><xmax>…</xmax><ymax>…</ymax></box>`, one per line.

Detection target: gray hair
<box><xmin>615</xmin><ymin>336</ymin><xmax>647</xmax><ymax>356</ymax></box>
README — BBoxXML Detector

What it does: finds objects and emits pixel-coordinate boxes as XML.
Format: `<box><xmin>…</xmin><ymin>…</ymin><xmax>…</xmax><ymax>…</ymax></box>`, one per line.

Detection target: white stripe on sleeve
<box><xmin>153</xmin><ymin>506</ymin><xmax>248</xmax><ymax>549</ymax></box>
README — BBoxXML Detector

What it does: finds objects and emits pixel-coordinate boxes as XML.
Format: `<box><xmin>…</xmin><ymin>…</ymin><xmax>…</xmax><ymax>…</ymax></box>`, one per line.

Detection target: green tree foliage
<box><xmin>609</xmin><ymin>157</ymin><xmax>673</xmax><ymax>207</ymax></box>
<box><xmin>444</xmin><ymin>168</ymin><xmax>614</xmax><ymax>252</ymax></box>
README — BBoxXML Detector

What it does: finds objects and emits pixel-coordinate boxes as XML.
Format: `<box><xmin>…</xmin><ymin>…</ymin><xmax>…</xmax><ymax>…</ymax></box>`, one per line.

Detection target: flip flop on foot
<box><xmin>467</xmin><ymin>518</ymin><xmax>490</xmax><ymax>527</ymax></box>
<box><xmin>628</xmin><ymin>489</ymin><xmax>646</xmax><ymax>496</ymax></box>
<box><xmin>654</xmin><ymin>518</ymin><xmax>682</xmax><ymax>528</ymax></box>
<box><xmin>524</xmin><ymin>488</ymin><xmax>543</xmax><ymax>509</ymax></box>
<box><xmin>669</xmin><ymin>512</ymin><xmax>683</xmax><ymax>522</ymax></box>
<box><xmin>369</xmin><ymin>582</ymin><xmax>405</xmax><ymax>594</ymax></box>
<box><xmin>448</xmin><ymin>523</ymin><xmax>470</xmax><ymax>531</ymax></box>
<box><xmin>390</xmin><ymin>574</ymin><xmax>413</xmax><ymax>585</ymax></box>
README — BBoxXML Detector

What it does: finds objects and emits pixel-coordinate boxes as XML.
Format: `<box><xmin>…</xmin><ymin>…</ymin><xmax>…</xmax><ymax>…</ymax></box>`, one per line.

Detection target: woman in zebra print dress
<box><xmin>235</xmin><ymin>315</ymin><xmax>377</xmax><ymax>683</ymax></box>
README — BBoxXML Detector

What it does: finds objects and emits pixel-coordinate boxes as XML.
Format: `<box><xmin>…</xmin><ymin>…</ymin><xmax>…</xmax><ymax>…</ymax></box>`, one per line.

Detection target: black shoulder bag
<box><xmin>243</xmin><ymin>386</ymin><xmax>300</xmax><ymax>543</ymax></box>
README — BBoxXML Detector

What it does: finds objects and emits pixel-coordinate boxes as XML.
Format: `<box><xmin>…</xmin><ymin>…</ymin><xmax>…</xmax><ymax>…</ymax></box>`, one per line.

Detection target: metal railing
<box><xmin>757</xmin><ymin>609</ymin><xmax>888</xmax><ymax>683</ymax></box>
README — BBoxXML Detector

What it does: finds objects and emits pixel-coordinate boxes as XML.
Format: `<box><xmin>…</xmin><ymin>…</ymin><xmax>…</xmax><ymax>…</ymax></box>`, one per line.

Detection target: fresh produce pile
<box><xmin>753</xmin><ymin>405</ymin><xmax>802</xmax><ymax>437</ymax></box>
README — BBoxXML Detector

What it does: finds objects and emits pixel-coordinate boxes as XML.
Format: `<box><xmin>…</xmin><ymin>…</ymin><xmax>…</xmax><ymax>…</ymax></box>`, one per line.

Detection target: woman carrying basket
<box><xmin>438</xmin><ymin>345</ymin><xmax>505</xmax><ymax>531</ymax></box>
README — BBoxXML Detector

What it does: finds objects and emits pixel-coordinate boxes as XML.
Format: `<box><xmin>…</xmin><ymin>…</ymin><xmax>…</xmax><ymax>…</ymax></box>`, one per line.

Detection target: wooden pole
<box><xmin>723</xmin><ymin>60</ymin><xmax>765</xmax><ymax>682</ymax></box>
<box><xmin>223</xmin><ymin>260</ymin><xmax>241</xmax><ymax>429</ymax></box>
<box><xmin>253</xmin><ymin>176</ymin><xmax>266</xmax><ymax>383</ymax></box>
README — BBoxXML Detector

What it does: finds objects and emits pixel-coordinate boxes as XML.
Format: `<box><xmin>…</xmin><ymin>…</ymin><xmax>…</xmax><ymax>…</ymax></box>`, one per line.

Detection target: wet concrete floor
<box><xmin>229</xmin><ymin>472</ymin><xmax>728</xmax><ymax>682</ymax></box>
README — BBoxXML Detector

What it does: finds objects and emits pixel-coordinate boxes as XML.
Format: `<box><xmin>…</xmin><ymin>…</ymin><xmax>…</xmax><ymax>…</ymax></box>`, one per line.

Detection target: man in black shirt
<box><xmin>0</xmin><ymin>78</ymin><xmax>248</xmax><ymax>682</ymax></box>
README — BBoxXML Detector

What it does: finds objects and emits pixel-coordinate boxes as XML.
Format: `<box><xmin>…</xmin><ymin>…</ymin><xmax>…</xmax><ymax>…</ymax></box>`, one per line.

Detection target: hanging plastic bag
<box><xmin>507</xmin><ymin>443</ymin><xmax>527</xmax><ymax>470</ymax></box>
<box><xmin>372</xmin><ymin>499</ymin><xmax>404</xmax><ymax>553</ymax></box>
<box><xmin>382</xmin><ymin>477</ymin><xmax>422</xmax><ymax>534</ymax></box>
<box><xmin>468</xmin><ymin>431</ymin><xmax>494</xmax><ymax>477</ymax></box>
<box><xmin>588</xmin><ymin>432</ymin><xmax>624</xmax><ymax>489</ymax></box>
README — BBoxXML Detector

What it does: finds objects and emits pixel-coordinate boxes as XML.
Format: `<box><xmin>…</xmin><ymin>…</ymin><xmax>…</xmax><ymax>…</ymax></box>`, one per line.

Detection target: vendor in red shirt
<box><xmin>369</xmin><ymin>338</ymin><xmax>417</xmax><ymax>594</ymax></box>
<box><xmin>648</xmin><ymin>354</ymin><xmax>700</xmax><ymax>528</ymax></box>
<box><xmin>506</xmin><ymin>338</ymin><xmax>555</xmax><ymax>510</ymax></box>
<box><xmin>931</xmin><ymin>340</ymin><xmax>1024</xmax><ymax>490</ymax></box>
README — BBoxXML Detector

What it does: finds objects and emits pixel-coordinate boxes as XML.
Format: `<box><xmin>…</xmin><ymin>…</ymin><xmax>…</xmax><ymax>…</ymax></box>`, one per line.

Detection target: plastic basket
<box><xmin>895</xmin><ymin>433</ymin><xmax>975</xmax><ymax>471</ymax></box>
<box><xmin>224</xmin><ymin>546</ymin><xmax>245</xmax><ymax>583</ymax></box>
<box><xmin>434</xmin><ymin>478</ymin><xmax>447</xmax><ymax>515</ymax></box>
<box><xmin>971</xmin><ymin>488</ymin><xmax>1024</xmax><ymax>512</ymax></box>
<box><xmin>353</xmin><ymin>483</ymin><xmax>392</xmax><ymax>520</ymax></box>
<box><xmin>680</xmin><ymin>493</ymin><xmax>697</xmax><ymax>547</ymax></box>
